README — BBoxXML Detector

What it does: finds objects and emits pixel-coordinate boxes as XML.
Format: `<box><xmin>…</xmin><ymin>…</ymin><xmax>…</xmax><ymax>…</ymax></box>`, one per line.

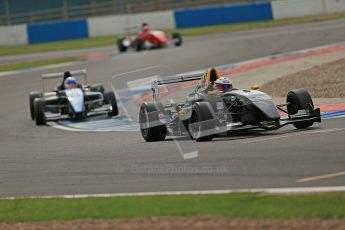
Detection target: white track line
<box><xmin>3</xmin><ymin>186</ymin><xmax>345</xmax><ymax>200</ymax></box>
<box><xmin>49</xmin><ymin>122</ymin><xmax>118</xmax><ymax>132</ymax></box>
<box><xmin>297</xmin><ymin>171</ymin><xmax>345</xmax><ymax>183</ymax></box>
<box><xmin>0</xmin><ymin>61</ymin><xmax>84</xmax><ymax>77</ymax></box>
<box><xmin>242</xmin><ymin>127</ymin><xmax>345</xmax><ymax>144</ymax></box>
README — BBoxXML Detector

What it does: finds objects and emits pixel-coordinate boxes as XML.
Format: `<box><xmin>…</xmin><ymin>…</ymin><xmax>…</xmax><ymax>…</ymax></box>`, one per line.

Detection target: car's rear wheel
<box><xmin>172</xmin><ymin>32</ymin><xmax>182</xmax><ymax>46</ymax></box>
<box><xmin>139</xmin><ymin>102</ymin><xmax>167</xmax><ymax>142</ymax></box>
<box><xmin>34</xmin><ymin>98</ymin><xmax>46</xmax><ymax>126</ymax></box>
<box><xmin>287</xmin><ymin>88</ymin><xmax>314</xmax><ymax>129</ymax></box>
<box><xmin>135</xmin><ymin>38</ymin><xmax>144</xmax><ymax>51</ymax></box>
<box><xmin>189</xmin><ymin>103</ymin><xmax>215</xmax><ymax>142</ymax></box>
<box><xmin>104</xmin><ymin>91</ymin><xmax>119</xmax><ymax>116</ymax></box>
<box><xmin>29</xmin><ymin>91</ymin><xmax>42</xmax><ymax>120</ymax></box>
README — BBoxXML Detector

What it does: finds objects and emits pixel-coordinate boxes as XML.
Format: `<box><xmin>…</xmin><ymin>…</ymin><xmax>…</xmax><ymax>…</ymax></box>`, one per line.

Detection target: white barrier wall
<box><xmin>2</xmin><ymin>1</ymin><xmax>345</xmax><ymax>45</ymax></box>
<box><xmin>88</xmin><ymin>10</ymin><xmax>175</xmax><ymax>38</ymax></box>
<box><xmin>324</xmin><ymin>0</ymin><xmax>345</xmax><ymax>13</ymax></box>
<box><xmin>272</xmin><ymin>0</ymin><xmax>324</xmax><ymax>19</ymax></box>
<box><xmin>0</xmin><ymin>24</ymin><xmax>28</xmax><ymax>45</ymax></box>
<box><xmin>87</xmin><ymin>15</ymin><xmax>128</xmax><ymax>37</ymax></box>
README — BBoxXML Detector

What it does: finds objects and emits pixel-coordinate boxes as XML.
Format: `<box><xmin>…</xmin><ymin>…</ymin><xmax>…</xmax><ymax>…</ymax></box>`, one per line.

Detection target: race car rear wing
<box><xmin>151</xmin><ymin>71</ymin><xmax>203</xmax><ymax>102</ymax></box>
<box><xmin>42</xmin><ymin>69</ymin><xmax>87</xmax><ymax>80</ymax></box>
<box><xmin>41</xmin><ymin>69</ymin><xmax>88</xmax><ymax>92</ymax></box>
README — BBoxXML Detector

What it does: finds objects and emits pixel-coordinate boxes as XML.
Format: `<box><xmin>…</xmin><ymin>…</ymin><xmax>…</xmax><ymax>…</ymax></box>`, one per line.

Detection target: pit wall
<box><xmin>271</xmin><ymin>0</ymin><xmax>345</xmax><ymax>19</ymax></box>
<box><xmin>1</xmin><ymin>0</ymin><xmax>345</xmax><ymax>45</ymax></box>
<box><xmin>0</xmin><ymin>24</ymin><xmax>27</xmax><ymax>45</ymax></box>
<box><xmin>174</xmin><ymin>2</ymin><xmax>272</xmax><ymax>28</ymax></box>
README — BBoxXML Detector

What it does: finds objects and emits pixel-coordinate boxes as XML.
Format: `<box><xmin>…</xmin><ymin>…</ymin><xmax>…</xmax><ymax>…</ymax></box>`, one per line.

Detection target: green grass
<box><xmin>171</xmin><ymin>13</ymin><xmax>345</xmax><ymax>36</ymax></box>
<box><xmin>1</xmin><ymin>13</ymin><xmax>345</xmax><ymax>57</ymax></box>
<box><xmin>0</xmin><ymin>192</ymin><xmax>344</xmax><ymax>222</ymax></box>
<box><xmin>0</xmin><ymin>56</ymin><xmax>81</xmax><ymax>72</ymax></box>
<box><xmin>0</xmin><ymin>36</ymin><xmax>117</xmax><ymax>57</ymax></box>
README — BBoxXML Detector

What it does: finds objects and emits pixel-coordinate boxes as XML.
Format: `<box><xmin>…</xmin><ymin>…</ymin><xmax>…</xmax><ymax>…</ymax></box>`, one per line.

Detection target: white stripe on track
<box><xmin>3</xmin><ymin>186</ymin><xmax>345</xmax><ymax>200</ymax></box>
<box><xmin>242</xmin><ymin>127</ymin><xmax>345</xmax><ymax>144</ymax></box>
<box><xmin>297</xmin><ymin>171</ymin><xmax>345</xmax><ymax>183</ymax></box>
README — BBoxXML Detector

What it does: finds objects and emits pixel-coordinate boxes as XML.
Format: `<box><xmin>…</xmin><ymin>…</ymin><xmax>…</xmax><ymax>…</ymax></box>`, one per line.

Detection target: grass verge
<box><xmin>0</xmin><ymin>56</ymin><xmax>81</xmax><ymax>72</ymax></box>
<box><xmin>172</xmin><ymin>13</ymin><xmax>345</xmax><ymax>36</ymax></box>
<box><xmin>1</xmin><ymin>13</ymin><xmax>345</xmax><ymax>57</ymax></box>
<box><xmin>0</xmin><ymin>192</ymin><xmax>344</xmax><ymax>222</ymax></box>
<box><xmin>0</xmin><ymin>36</ymin><xmax>117</xmax><ymax>57</ymax></box>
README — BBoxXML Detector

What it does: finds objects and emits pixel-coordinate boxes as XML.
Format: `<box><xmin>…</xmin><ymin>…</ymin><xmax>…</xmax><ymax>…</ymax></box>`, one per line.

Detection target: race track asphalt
<box><xmin>0</xmin><ymin>19</ymin><xmax>345</xmax><ymax>197</ymax></box>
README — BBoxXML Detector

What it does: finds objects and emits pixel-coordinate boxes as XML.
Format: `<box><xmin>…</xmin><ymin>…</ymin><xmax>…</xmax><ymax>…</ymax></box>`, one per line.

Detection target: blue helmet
<box><xmin>64</xmin><ymin>77</ymin><xmax>77</xmax><ymax>89</ymax></box>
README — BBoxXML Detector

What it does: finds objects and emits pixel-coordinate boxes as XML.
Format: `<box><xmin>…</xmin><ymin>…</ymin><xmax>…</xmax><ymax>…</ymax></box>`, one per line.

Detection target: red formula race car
<box><xmin>117</xmin><ymin>27</ymin><xmax>182</xmax><ymax>53</ymax></box>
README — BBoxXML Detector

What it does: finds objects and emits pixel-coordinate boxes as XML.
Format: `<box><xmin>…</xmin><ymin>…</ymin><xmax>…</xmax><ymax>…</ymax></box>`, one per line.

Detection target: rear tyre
<box><xmin>287</xmin><ymin>88</ymin><xmax>314</xmax><ymax>129</ymax></box>
<box><xmin>172</xmin><ymin>32</ymin><xmax>182</xmax><ymax>46</ymax></box>
<box><xmin>189</xmin><ymin>103</ymin><xmax>215</xmax><ymax>142</ymax></box>
<box><xmin>29</xmin><ymin>91</ymin><xmax>42</xmax><ymax>120</ymax></box>
<box><xmin>117</xmin><ymin>38</ymin><xmax>127</xmax><ymax>52</ymax></box>
<box><xmin>34</xmin><ymin>98</ymin><xmax>46</xmax><ymax>126</ymax></box>
<box><xmin>139</xmin><ymin>102</ymin><xmax>167</xmax><ymax>142</ymax></box>
<box><xmin>135</xmin><ymin>38</ymin><xmax>144</xmax><ymax>51</ymax></box>
<box><xmin>104</xmin><ymin>91</ymin><xmax>119</xmax><ymax>116</ymax></box>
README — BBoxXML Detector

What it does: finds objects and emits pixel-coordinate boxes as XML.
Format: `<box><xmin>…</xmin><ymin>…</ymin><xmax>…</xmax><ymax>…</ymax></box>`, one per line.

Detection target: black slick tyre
<box><xmin>29</xmin><ymin>91</ymin><xmax>42</xmax><ymax>120</ymax></box>
<box><xmin>34</xmin><ymin>98</ymin><xmax>46</xmax><ymax>126</ymax></box>
<box><xmin>135</xmin><ymin>38</ymin><xmax>144</xmax><ymax>51</ymax></box>
<box><xmin>139</xmin><ymin>102</ymin><xmax>167</xmax><ymax>142</ymax></box>
<box><xmin>104</xmin><ymin>91</ymin><xmax>119</xmax><ymax>116</ymax></box>
<box><xmin>117</xmin><ymin>38</ymin><xmax>127</xmax><ymax>52</ymax></box>
<box><xmin>287</xmin><ymin>88</ymin><xmax>314</xmax><ymax>129</ymax></box>
<box><xmin>189</xmin><ymin>102</ymin><xmax>215</xmax><ymax>142</ymax></box>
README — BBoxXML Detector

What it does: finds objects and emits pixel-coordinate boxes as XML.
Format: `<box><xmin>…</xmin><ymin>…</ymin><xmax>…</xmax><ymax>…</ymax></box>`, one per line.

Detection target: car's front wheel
<box><xmin>139</xmin><ymin>102</ymin><xmax>167</xmax><ymax>142</ymax></box>
<box><xmin>29</xmin><ymin>91</ymin><xmax>42</xmax><ymax>120</ymax></box>
<box><xmin>104</xmin><ymin>91</ymin><xmax>119</xmax><ymax>117</ymax></box>
<box><xmin>117</xmin><ymin>38</ymin><xmax>128</xmax><ymax>53</ymax></box>
<box><xmin>189</xmin><ymin>103</ymin><xmax>215</xmax><ymax>142</ymax></box>
<box><xmin>34</xmin><ymin>98</ymin><xmax>46</xmax><ymax>126</ymax></box>
<box><xmin>287</xmin><ymin>88</ymin><xmax>314</xmax><ymax>129</ymax></box>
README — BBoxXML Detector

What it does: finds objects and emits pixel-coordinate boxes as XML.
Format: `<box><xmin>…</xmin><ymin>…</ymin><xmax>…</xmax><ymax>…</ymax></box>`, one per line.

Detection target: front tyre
<box><xmin>29</xmin><ymin>91</ymin><xmax>42</xmax><ymax>120</ymax></box>
<box><xmin>287</xmin><ymin>88</ymin><xmax>314</xmax><ymax>129</ymax></box>
<box><xmin>189</xmin><ymin>103</ymin><xmax>215</xmax><ymax>142</ymax></box>
<box><xmin>34</xmin><ymin>98</ymin><xmax>46</xmax><ymax>126</ymax></box>
<box><xmin>104</xmin><ymin>91</ymin><xmax>119</xmax><ymax>116</ymax></box>
<box><xmin>139</xmin><ymin>102</ymin><xmax>167</xmax><ymax>142</ymax></box>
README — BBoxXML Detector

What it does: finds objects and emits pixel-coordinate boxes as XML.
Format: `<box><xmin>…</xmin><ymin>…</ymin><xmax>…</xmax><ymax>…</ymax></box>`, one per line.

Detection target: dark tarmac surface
<box><xmin>0</xmin><ymin>19</ymin><xmax>345</xmax><ymax>197</ymax></box>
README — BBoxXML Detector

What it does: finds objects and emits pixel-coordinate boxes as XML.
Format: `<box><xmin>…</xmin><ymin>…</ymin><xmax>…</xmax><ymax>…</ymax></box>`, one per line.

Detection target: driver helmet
<box><xmin>215</xmin><ymin>77</ymin><xmax>232</xmax><ymax>92</ymax></box>
<box><xmin>141</xmin><ymin>22</ymin><xmax>149</xmax><ymax>33</ymax></box>
<box><xmin>64</xmin><ymin>77</ymin><xmax>77</xmax><ymax>89</ymax></box>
